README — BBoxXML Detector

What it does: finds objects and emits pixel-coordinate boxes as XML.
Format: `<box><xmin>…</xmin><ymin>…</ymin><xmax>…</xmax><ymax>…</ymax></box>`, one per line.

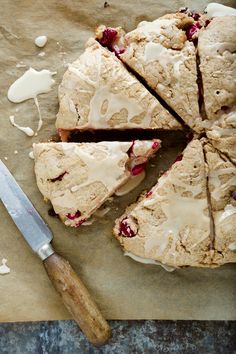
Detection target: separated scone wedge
<box><xmin>114</xmin><ymin>140</ymin><xmax>213</xmax><ymax>269</ymax></box>
<box><xmin>33</xmin><ymin>140</ymin><xmax>160</xmax><ymax>227</ymax></box>
<box><xmin>203</xmin><ymin>141</ymin><xmax>236</xmax><ymax>265</ymax></box>
<box><xmin>56</xmin><ymin>38</ymin><xmax>181</xmax><ymax>141</ymax></box>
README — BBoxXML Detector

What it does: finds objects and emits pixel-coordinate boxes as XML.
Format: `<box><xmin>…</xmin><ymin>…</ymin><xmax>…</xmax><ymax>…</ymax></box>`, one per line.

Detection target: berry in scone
<box><xmin>33</xmin><ymin>140</ymin><xmax>160</xmax><ymax>227</ymax></box>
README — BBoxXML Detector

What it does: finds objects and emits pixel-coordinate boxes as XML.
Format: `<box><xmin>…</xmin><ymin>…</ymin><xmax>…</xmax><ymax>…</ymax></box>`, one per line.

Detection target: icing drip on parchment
<box><xmin>7</xmin><ymin>68</ymin><xmax>56</xmax><ymax>135</ymax></box>
<box><xmin>124</xmin><ymin>252</ymin><xmax>175</xmax><ymax>272</ymax></box>
<box><xmin>0</xmin><ymin>259</ymin><xmax>10</xmax><ymax>275</ymax></box>
<box><xmin>9</xmin><ymin>115</ymin><xmax>34</xmax><ymax>137</ymax></box>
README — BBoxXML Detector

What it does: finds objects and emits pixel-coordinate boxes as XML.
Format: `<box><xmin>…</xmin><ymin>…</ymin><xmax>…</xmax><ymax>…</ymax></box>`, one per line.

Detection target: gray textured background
<box><xmin>1</xmin><ymin>320</ymin><xmax>235</xmax><ymax>353</ymax></box>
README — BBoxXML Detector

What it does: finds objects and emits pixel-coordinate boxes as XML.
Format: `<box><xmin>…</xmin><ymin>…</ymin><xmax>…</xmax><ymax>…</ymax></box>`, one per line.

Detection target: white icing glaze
<box><xmin>205</xmin><ymin>3</ymin><xmax>236</xmax><ymax>17</ymax></box>
<box><xmin>115</xmin><ymin>170</ymin><xmax>145</xmax><ymax>196</ymax></box>
<box><xmin>144</xmin><ymin>42</ymin><xmax>186</xmax><ymax>77</ymax></box>
<box><xmin>145</xmin><ymin>196</ymin><xmax>209</xmax><ymax>255</ymax></box>
<box><xmin>9</xmin><ymin>115</ymin><xmax>34</xmax><ymax>136</ymax></box>
<box><xmin>34</xmin><ymin>35</ymin><xmax>47</xmax><ymax>48</ymax></box>
<box><xmin>89</xmin><ymin>87</ymin><xmax>145</xmax><ymax>128</ymax></box>
<box><xmin>68</xmin><ymin>46</ymin><xmax>153</xmax><ymax>128</ymax></box>
<box><xmin>70</xmin><ymin>142</ymin><xmax>132</xmax><ymax>192</ymax></box>
<box><xmin>218</xmin><ymin>204</ymin><xmax>236</xmax><ymax>223</ymax></box>
<box><xmin>34</xmin><ymin>97</ymin><xmax>43</xmax><ymax>133</ymax></box>
<box><xmin>228</xmin><ymin>242</ymin><xmax>236</xmax><ymax>251</ymax></box>
<box><xmin>124</xmin><ymin>252</ymin><xmax>175</xmax><ymax>272</ymax></box>
<box><xmin>38</xmin><ymin>51</ymin><xmax>46</xmax><ymax>57</ymax></box>
<box><xmin>29</xmin><ymin>151</ymin><xmax>34</xmax><ymax>159</ymax></box>
<box><xmin>16</xmin><ymin>62</ymin><xmax>26</xmax><ymax>68</ymax></box>
<box><xmin>8</xmin><ymin>68</ymin><xmax>55</xmax><ymax>134</ymax></box>
<box><xmin>137</xmin><ymin>18</ymin><xmax>176</xmax><ymax>36</ymax></box>
<box><xmin>0</xmin><ymin>259</ymin><xmax>10</xmax><ymax>275</ymax></box>
<box><xmin>8</xmin><ymin>68</ymin><xmax>55</xmax><ymax>103</ymax></box>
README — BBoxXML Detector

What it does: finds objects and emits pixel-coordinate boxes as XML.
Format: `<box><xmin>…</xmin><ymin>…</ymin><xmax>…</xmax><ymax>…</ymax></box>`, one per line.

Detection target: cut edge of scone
<box><xmin>113</xmin><ymin>139</ymin><xmax>214</xmax><ymax>269</ymax></box>
<box><xmin>56</xmin><ymin>38</ymin><xmax>182</xmax><ymax>142</ymax></box>
<box><xmin>33</xmin><ymin>139</ymin><xmax>161</xmax><ymax>227</ymax></box>
<box><xmin>202</xmin><ymin>139</ymin><xmax>236</xmax><ymax>265</ymax></box>
<box><xmin>198</xmin><ymin>16</ymin><xmax>236</xmax><ymax>127</ymax></box>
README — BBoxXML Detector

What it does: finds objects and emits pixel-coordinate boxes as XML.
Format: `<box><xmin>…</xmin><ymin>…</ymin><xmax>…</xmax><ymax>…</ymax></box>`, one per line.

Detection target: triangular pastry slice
<box><xmin>198</xmin><ymin>16</ymin><xmax>236</xmax><ymax>163</ymax></box>
<box><xmin>203</xmin><ymin>142</ymin><xmax>236</xmax><ymax>265</ymax></box>
<box><xmin>56</xmin><ymin>38</ymin><xmax>181</xmax><ymax>141</ymax></box>
<box><xmin>33</xmin><ymin>140</ymin><xmax>160</xmax><ymax>227</ymax></box>
<box><xmin>100</xmin><ymin>13</ymin><xmax>202</xmax><ymax>131</ymax></box>
<box><xmin>114</xmin><ymin>140</ymin><xmax>213</xmax><ymax>268</ymax></box>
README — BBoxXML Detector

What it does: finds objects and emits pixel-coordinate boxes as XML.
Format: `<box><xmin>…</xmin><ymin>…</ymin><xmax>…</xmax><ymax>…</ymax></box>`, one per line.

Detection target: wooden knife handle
<box><xmin>43</xmin><ymin>253</ymin><xmax>111</xmax><ymax>346</ymax></box>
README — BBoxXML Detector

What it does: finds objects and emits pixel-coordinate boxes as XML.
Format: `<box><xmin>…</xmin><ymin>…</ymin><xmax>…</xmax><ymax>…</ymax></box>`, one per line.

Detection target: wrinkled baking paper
<box><xmin>0</xmin><ymin>0</ymin><xmax>235</xmax><ymax>321</ymax></box>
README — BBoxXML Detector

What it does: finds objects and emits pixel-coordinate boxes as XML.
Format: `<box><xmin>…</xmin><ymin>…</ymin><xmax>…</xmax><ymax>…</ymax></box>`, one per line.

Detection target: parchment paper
<box><xmin>0</xmin><ymin>0</ymin><xmax>235</xmax><ymax>321</ymax></box>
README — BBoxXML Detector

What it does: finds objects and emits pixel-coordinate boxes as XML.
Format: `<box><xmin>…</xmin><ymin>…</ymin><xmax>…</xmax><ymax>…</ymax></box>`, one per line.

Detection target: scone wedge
<box><xmin>56</xmin><ymin>38</ymin><xmax>181</xmax><ymax>141</ymax></box>
<box><xmin>33</xmin><ymin>140</ymin><xmax>160</xmax><ymax>227</ymax></box>
<box><xmin>114</xmin><ymin>140</ymin><xmax>213</xmax><ymax>268</ymax></box>
<box><xmin>111</xmin><ymin>13</ymin><xmax>202</xmax><ymax>131</ymax></box>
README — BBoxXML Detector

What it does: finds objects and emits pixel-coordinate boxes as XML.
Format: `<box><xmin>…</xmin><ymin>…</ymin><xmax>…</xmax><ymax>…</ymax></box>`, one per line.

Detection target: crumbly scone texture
<box><xmin>114</xmin><ymin>140</ymin><xmax>213</xmax><ymax>268</ymax></box>
<box><xmin>120</xmin><ymin>13</ymin><xmax>201</xmax><ymax>131</ymax></box>
<box><xmin>56</xmin><ymin>38</ymin><xmax>181</xmax><ymax>132</ymax></box>
<box><xmin>198</xmin><ymin>16</ymin><xmax>236</xmax><ymax>163</ymax></box>
<box><xmin>203</xmin><ymin>141</ymin><xmax>236</xmax><ymax>265</ymax></box>
<box><xmin>33</xmin><ymin>140</ymin><xmax>160</xmax><ymax>227</ymax></box>
<box><xmin>206</xmin><ymin>112</ymin><xmax>236</xmax><ymax>164</ymax></box>
<box><xmin>198</xmin><ymin>16</ymin><xmax>236</xmax><ymax>124</ymax></box>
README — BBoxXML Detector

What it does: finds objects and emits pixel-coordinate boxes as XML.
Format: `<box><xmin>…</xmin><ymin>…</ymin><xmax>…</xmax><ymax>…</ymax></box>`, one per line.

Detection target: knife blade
<box><xmin>0</xmin><ymin>160</ymin><xmax>52</xmax><ymax>255</ymax></box>
<box><xmin>0</xmin><ymin>160</ymin><xmax>111</xmax><ymax>346</ymax></box>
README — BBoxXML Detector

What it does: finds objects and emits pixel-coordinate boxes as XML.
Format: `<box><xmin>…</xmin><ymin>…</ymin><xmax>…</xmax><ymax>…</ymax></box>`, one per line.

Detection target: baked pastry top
<box><xmin>34</xmin><ymin>5</ymin><xmax>236</xmax><ymax>269</ymax></box>
<box><xmin>56</xmin><ymin>38</ymin><xmax>181</xmax><ymax>141</ymax></box>
<box><xmin>34</xmin><ymin>140</ymin><xmax>160</xmax><ymax>227</ymax></box>
<box><xmin>114</xmin><ymin>140</ymin><xmax>214</xmax><ymax>268</ymax></box>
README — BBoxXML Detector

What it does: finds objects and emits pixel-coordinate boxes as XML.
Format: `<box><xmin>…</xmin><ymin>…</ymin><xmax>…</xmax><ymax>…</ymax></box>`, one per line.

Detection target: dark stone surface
<box><xmin>0</xmin><ymin>321</ymin><xmax>235</xmax><ymax>354</ymax></box>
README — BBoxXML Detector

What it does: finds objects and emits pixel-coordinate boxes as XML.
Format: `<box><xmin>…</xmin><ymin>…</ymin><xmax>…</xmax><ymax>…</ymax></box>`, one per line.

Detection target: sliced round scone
<box><xmin>203</xmin><ymin>141</ymin><xmax>236</xmax><ymax>265</ymax></box>
<box><xmin>103</xmin><ymin>13</ymin><xmax>203</xmax><ymax>131</ymax></box>
<box><xmin>198</xmin><ymin>16</ymin><xmax>236</xmax><ymax>163</ymax></box>
<box><xmin>33</xmin><ymin>140</ymin><xmax>160</xmax><ymax>227</ymax></box>
<box><xmin>56</xmin><ymin>38</ymin><xmax>181</xmax><ymax>141</ymax></box>
<box><xmin>114</xmin><ymin>139</ymin><xmax>213</xmax><ymax>269</ymax></box>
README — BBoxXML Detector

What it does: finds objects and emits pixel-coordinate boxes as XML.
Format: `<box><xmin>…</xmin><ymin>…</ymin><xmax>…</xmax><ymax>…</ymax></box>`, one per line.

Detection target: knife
<box><xmin>0</xmin><ymin>160</ymin><xmax>111</xmax><ymax>346</ymax></box>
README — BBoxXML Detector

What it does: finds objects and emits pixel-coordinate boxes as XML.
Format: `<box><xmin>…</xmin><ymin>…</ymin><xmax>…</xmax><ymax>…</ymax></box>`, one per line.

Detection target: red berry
<box><xmin>66</xmin><ymin>210</ymin><xmax>81</xmax><ymax>220</ymax></box>
<box><xmin>119</xmin><ymin>218</ymin><xmax>136</xmax><ymax>237</ymax></box>
<box><xmin>146</xmin><ymin>190</ymin><xmax>153</xmax><ymax>198</ymax></box>
<box><xmin>99</xmin><ymin>28</ymin><xmax>117</xmax><ymax>48</ymax></box>
<box><xmin>174</xmin><ymin>154</ymin><xmax>183</xmax><ymax>163</ymax></box>
<box><xmin>186</xmin><ymin>23</ymin><xmax>201</xmax><ymax>40</ymax></box>
<box><xmin>131</xmin><ymin>163</ymin><xmax>146</xmax><ymax>176</ymax></box>
<box><xmin>76</xmin><ymin>218</ymin><xmax>86</xmax><ymax>227</ymax></box>
<box><xmin>192</xmin><ymin>12</ymin><xmax>200</xmax><ymax>21</ymax></box>
<box><xmin>152</xmin><ymin>141</ymin><xmax>160</xmax><ymax>150</ymax></box>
